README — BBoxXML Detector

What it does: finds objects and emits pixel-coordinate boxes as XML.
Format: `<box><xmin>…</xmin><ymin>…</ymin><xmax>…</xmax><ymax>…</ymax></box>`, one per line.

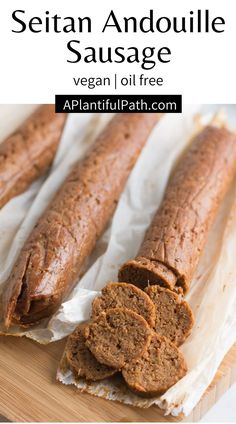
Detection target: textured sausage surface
<box><xmin>65</xmin><ymin>324</ymin><xmax>116</xmax><ymax>381</ymax></box>
<box><xmin>84</xmin><ymin>308</ymin><xmax>151</xmax><ymax>369</ymax></box>
<box><xmin>3</xmin><ymin>113</ymin><xmax>160</xmax><ymax>327</ymax></box>
<box><xmin>0</xmin><ymin>105</ymin><xmax>67</xmax><ymax>208</ymax></box>
<box><xmin>92</xmin><ymin>282</ymin><xmax>156</xmax><ymax>327</ymax></box>
<box><xmin>119</xmin><ymin>125</ymin><xmax>236</xmax><ymax>292</ymax></box>
<box><xmin>145</xmin><ymin>285</ymin><xmax>194</xmax><ymax>345</ymax></box>
<box><xmin>122</xmin><ymin>332</ymin><xmax>187</xmax><ymax>397</ymax></box>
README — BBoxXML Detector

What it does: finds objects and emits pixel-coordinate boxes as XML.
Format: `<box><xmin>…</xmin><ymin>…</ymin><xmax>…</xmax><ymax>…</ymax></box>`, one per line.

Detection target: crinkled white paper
<box><xmin>0</xmin><ymin>105</ymin><xmax>236</xmax><ymax>417</ymax></box>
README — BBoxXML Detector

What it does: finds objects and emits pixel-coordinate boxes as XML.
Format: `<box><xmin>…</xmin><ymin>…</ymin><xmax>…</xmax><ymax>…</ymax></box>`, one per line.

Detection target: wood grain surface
<box><xmin>0</xmin><ymin>336</ymin><xmax>235</xmax><ymax>423</ymax></box>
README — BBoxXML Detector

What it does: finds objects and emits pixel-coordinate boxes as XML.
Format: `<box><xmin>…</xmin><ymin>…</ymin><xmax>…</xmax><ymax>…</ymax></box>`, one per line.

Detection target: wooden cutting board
<box><xmin>0</xmin><ymin>336</ymin><xmax>235</xmax><ymax>423</ymax></box>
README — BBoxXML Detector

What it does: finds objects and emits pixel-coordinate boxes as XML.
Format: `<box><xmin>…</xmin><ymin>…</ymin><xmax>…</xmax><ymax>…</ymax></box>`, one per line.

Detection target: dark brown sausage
<box><xmin>0</xmin><ymin>105</ymin><xmax>67</xmax><ymax>208</ymax></box>
<box><xmin>119</xmin><ymin>125</ymin><xmax>236</xmax><ymax>293</ymax></box>
<box><xmin>3</xmin><ymin>113</ymin><xmax>160</xmax><ymax>327</ymax></box>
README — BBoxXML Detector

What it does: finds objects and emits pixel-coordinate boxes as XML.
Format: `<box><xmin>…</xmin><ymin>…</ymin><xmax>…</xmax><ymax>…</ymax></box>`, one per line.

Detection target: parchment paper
<box><xmin>0</xmin><ymin>105</ymin><xmax>235</xmax><ymax>417</ymax></box>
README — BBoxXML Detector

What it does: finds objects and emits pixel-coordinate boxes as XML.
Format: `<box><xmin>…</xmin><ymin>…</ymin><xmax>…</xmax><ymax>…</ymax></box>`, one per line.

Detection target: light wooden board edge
<box><xmin>0</xmin><ymin>337</ymin><xmax>235</xmax><ymax>423</ymax></box>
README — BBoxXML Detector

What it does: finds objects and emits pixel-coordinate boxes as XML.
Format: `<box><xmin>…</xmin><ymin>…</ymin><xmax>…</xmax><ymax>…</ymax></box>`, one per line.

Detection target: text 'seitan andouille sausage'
<box><xmin>119</xmin><ymin>125</ymin><xmax>236</xmax><ymax>293</ymax></box>
<box><xmin>3</xmin><ymin>113</ymin><xmax>160</xmax><ymax>327</ymax></box>
<box><xmin>0</xmin><ymin>105</ymin><xmax>67</xmax><ymax>208</ymax></box>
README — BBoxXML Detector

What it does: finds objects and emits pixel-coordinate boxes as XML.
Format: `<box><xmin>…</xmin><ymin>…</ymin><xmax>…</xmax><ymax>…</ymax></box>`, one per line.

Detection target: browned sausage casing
<box><xmin>119</xmin><ymin>125</ymin><xmax>236</xmax><ymax>293</ymax></box>
<box><xmin>3</xmin><ymin>113</ymin><xmax>160</xmax><ymax>327</ymax></box>
<box><xmin>0</xmin><ymin>105</ymin><xmax>67</xmax><ymax>209</ymax></box>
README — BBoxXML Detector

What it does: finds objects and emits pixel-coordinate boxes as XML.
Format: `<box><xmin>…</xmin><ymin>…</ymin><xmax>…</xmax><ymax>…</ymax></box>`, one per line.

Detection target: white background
<box><xmin>0</xmin><ymin>0</ymin><xmax>236</xmax><ymax>103</ymax></box>
<box><xmin>201</xmin><ymin>384</ymin><xmax>236</xmax><ymax>423</ymax></box>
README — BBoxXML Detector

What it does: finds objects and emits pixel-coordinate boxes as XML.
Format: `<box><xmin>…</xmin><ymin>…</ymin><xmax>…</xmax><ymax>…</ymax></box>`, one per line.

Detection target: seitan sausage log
<box><xmin>0</xmin><ymin>105</ymin><xmax>67</xmax><ymax>209</ymax></box>
<box><xmin>119</xmin><ymin>125</ymin><xmax>236</xmax><ymax>293</ymax></box>
<box><xmin>3</xmin><ymin>113</ymin><xmax>160</xmax><ymax>327</ymax></box>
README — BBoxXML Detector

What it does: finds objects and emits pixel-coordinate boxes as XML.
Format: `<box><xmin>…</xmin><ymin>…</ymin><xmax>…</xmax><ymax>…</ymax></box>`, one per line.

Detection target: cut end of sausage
<box><xmin>145</xmin><ymin>285</ymin><xmax>194</xmax><ymax>346</ymax></box>
<box><xmin>5</xmin><ymin>296</ymin><xmax>60</xmax><ymax>328</ymax></box>
<box><xmin>3</xmin><ymin>276</ymin><xmax>60</xmax><ymax>328</ymax></box>
<box><xmin>65</xmin><ymin>323</ymin><xmax>117</xmax><ymax>382</ymax></box>
<box><xmin>122</xmin><ymin>332</ymin><xmax>187</xmax><ymax>397</ymax></box>
<box><xmin>84</xmin><ymin>307</ymin><xmax>151</xmax><ymax>369</ymax></box>
<box><xmin>91</xmin><ymin>281</ymin><xmax>156</xmax><ymax>327</ymax></box>
<box><xmin>118</xmin><ymin>257</ymin><xmax>187</xmax><ymax>293</ymax></box>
